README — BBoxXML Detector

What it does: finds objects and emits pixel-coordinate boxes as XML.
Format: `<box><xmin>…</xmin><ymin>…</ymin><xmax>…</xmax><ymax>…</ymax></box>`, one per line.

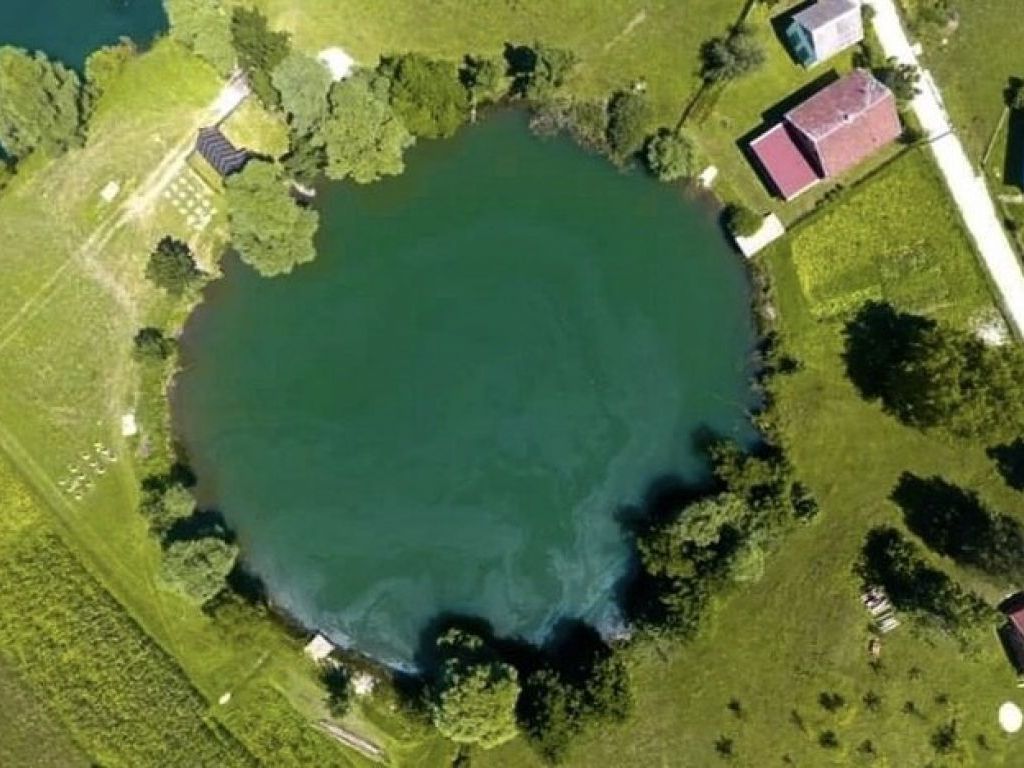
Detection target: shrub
<box><xmin>724</xmin><ymin>204</ymin><xmax>762</xmax><ymax>237</ymax></box>
<box><xmin>382</xmin><ymin>53</ymin><xmax>469</xmax><ymax>139</ymax></box>
<box><xmin>146</xmin><ymin>236</ymin><xmax>202</xmax><ymax>295</ymax></box>
<box><xmin>645</xmin><ymin>129</ymin><xmax>695</xmax><ymax>181</ymax></box>
<box><xmin>133</xmin><ymin>327</ymin><xmax>177</xmax><ymax>363</ymax></box>
<box><xmin>606</xmin><ymin>90</ymin><xmax>651</xmax><ymax>159</ymax></box>
<box><xmin>159</xmin><ymin>537</ymin><xmax>239</xmax><ymax>606</ymax></box>
<box><xmin>700</xmin><ymin>24</ymin><xmax>765</xmax><ymax>83</ymax></box>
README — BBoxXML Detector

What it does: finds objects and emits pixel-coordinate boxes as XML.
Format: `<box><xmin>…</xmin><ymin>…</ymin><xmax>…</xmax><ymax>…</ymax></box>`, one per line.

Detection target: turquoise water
<box><xmin>176</xmin><ymin>113</ymin><xmax>755</xmax><ymax>666</ymax></box>
<box><xmin>2</xmin><ymin>0</ymin><xmax>166</xmax><ymax>68</ymax></box>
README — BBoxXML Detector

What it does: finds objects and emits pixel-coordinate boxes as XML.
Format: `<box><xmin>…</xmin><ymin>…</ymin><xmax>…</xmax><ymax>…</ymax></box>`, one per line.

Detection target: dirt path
<box><xmin>867</xmin><ymin>0</ymin><xmax>1024</xmax><ymax>337</ymax></box>
<box><xmin>603</xmin><ymin>9</ymin><xmax>648</xmax><ymax>52</ymax></box>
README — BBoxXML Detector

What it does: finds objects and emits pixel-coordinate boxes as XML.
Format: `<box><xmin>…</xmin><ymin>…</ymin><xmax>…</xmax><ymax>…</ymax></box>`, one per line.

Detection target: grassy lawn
<box><xmin>475</xmin><ymin>150</ymin><xmax>1020</xmax><ymax>768</ymax></box>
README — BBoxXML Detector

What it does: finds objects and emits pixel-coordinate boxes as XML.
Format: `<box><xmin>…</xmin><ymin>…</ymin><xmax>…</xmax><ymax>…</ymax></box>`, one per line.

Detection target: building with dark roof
<box><xmin>194</xmin><ymin>126</ymin><xmax>248</xmax><ymax>177</ymax></box>
<box><xmin>786</xmin><ymin>0</ymin><xmax>864</xmax><ymax>67</ymax></box>
<box><xmin>749</xmin><ymin>69</ymin><xmax>901</xmax><ymax>200</ymax></box>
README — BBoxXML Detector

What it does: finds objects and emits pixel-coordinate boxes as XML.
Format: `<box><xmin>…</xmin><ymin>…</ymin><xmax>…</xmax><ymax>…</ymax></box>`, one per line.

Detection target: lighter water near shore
<box><xmin>175</xmin><ymin>112</ymin><xmax>756</xmax><ymax>667</ymax></box>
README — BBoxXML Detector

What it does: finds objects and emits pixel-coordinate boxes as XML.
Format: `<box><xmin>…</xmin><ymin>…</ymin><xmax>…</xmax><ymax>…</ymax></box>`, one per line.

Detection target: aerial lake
<box><xmin>4</xmin><ymin>0</ymin><xmax>166</xmax><ymax>68</ymax></box>
<box><xmin>175</xmin><ymin>113</ymin><xmax>755</xmax><ymax>666</ymax></box>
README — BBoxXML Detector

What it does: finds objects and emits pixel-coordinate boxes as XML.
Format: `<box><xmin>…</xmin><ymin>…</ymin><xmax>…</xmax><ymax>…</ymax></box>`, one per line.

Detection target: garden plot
<box><xmin>163</xmin><ymin>169</ymin><xmax>217</xmax><ymax>233</ymax></box>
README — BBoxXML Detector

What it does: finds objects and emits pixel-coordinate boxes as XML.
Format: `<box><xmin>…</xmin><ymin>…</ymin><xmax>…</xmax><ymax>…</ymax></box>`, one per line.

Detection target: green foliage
<box><xmin>320</xmin><ymin>73</ymin><xmax>414</xmax><ymax>183</ymax></box>
<box><xmin>84</xmin><ymin>39</ymin><xmax>137</xmax><ymax>116</ymax></box>
<box><xmin>139</xmin><ymin>479</ymin><xmax>197</xmax><ymax>537</ymax></box>
<box><xmin>724</xmin><ymin>203</ymin><xmax>761</xmax><ymax>236</ymax></box>
<box><xmin>431</xmin><ymin>629</ymin><xmax>520</xmax><ymax>750</ymax></box>
<box><xmin>875</xmin><ymin>58</ymin><xmax>921</xmax><ymax>106</ymax></box>
<box><xmin>858</xmin><ymin>527</ymin><xmax>995</xmax><ymax>644</ymax></box>
<box><xmin>0</xmin><ymin>47</ymin><xmax>82</xmax><ymax>159</ymax></box>
<box><xmin>645</xmin><ymin>129</ymin><xmax>695</xmax><ymax>181</ymax></box>
<box><xmin>700</xmin><ymin>24</ymin><xmax>765</xmax><ymax>83</ymax></box>
<box><xmin>843</xmin><ymin>302</ymin><xmax>1024</xmax><ymax>440</ymax></box>
<box><xmin>606</xmin><ymin>90</ymin><xmax>651</xmax><ymax>159</ymax></box>
<box><xmin>522</xmin><ymin>43</ymin><xmax>577</xmax><ymax>101</ymax></box>
<box><xmin>225</xmin><ymin>159</ymin><xmax>320</xmax><ymax>277</ymax></box>
<box><xmin>164</xmin><ymin>0</ymin><xmax>236</xmax><ymax>75</ymax></box>
<box><xmin>133</xmin><ymin>327</ymin><xmax>177</xmax><ymax>363</ymax></box>
<box><xmin>159</xmin><ymin>537</ymin><xmax>239</xmax><ymax>606</ymax></box>
<box><xmin>320</xmin><ymin>665</ymin><xmax>351</xmax><ymax>717</ymax></box>
<box><xmin>462</xmin><ymin>54</ymin><xmax>508</xmax><ymax>105</ymax></box>
<box><xmin>231</xmin><ymin>7</ymin><xmax>291</xmax><ymax>107</ymax></box>
<box><xmin>892</xmin><ymin>473</ymin><xmax>1024</xmax><ymax>585</ymax></box>
<box><xmin>146</xmin><ymin>235</ymin><xmax>202</xmax><ymax>294</ymax></box>
<box><xmin>381</xmin><ymin>54</ymin><xmax>469</xmax><ymax>139</ymax></box>
<box><xmin>272</xmin><ymin>51</ymin><xmax>332</xmax><ymax>132</ymax></box>
<box><xmin>0</xmin><ymin>526</ymin><xmax>253</xmax><ymax>765</ymax></box>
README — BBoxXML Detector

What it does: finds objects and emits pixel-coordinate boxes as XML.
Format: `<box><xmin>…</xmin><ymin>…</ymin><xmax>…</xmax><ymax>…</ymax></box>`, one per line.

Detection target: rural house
<box><xmin>785</xmin><ymin>0</ymin><xmax>864</xmax><ymax>67</ymax></box>
<box><xmin>999</xmin><ymin>593</ymin><xmax>1024</xmax><ymax>677</ymax></box>
<box><xmin>749</xmin><ymin>69</ymin><xmax>902</xmax><ymax>200</ymax></box>
<box><xmin>194</xmin><ymin>126</ymin><xmax>249</xmax><ymax>177</ymax></box>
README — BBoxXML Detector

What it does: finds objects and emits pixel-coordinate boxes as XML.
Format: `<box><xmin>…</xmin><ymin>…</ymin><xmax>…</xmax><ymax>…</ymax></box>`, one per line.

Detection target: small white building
<box><xmin>304</xmin><ymin>632</ymin><xmax>336</xmax><ymax>663</ymax></box>
<box><xmin>786</xmin><ymin>0</ymin><xmax>864</xmax><ymax>67</ymax></box>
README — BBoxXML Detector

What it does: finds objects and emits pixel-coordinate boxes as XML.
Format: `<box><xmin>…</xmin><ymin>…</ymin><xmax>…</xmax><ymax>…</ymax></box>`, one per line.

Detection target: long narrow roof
<box><xmin>750</xmin><ymin>123</ymin><xmax>820</xmax><ymax>200</ymax></box>
<box><xmin>793</xmin><ymin>0</ymin><xmax>860</xmax><ymax>32</ymax></box>
<box><xmin>195</xmin><ymin>127</ymin><xmax>248</xmax><ymax>177</ymax></box>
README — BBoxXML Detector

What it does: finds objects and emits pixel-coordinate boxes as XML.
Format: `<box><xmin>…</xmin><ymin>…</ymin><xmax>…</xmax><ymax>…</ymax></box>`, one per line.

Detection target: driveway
<box><xmin>867</xmin><ymin>0</ymin><xmax>1024</xmax><ymax>337</ymax></box>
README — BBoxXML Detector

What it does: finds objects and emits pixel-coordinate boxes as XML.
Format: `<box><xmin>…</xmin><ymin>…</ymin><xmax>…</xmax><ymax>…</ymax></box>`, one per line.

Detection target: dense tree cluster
<box><xmin>605</xmin><ymin>90</ymin><xmax>652</xmax><ymax>160</ymax></box>
<box><xmin>230</xmin><ymin>7</ymin><xmax>291</xmax><ymax>107</ymax></box>
<box><xmin>83</xmin><ymin>39</ymin><xmax>137</xmax><ymax>118</ymax></box>
<box><xmin>225</xmin><ymin>159</ymin><xmax>320</xmax><ymax>277</ymax></box>
<box><xmin>381</xmin><ymin>54</ymin><xmax>469</xmax><ymax>139</ymax></box>
<box><xmin>631</xmin><ymin>438</ymin><xmax>815</xmax><ymax>638</ymax></box>
<box><xmin>700</xmin><ymin>24</ymin><xmax>765</xmax><ymax>83</ymax></box>
<box><xmin>165</xmin><ymin>0</ymin><xmax>236</xmax><ymax>75</ymax></box>
<box><xmin>843</xmin><ymin>301</ymin><xmax>1024</xmax><ymax>440</ymax></box>
<box><xmin>857</xmin><ymin>527</ymin><xmax>994</xmax><ymax>645</ymax></box>
<box><xmin>892</xmin><ymin>473</ymin><xmax>1024</xmax><ymax>586</ymax></box>
<box><xmin>160</xmin><ymin>537</ymin><xmax>240</xmax><ymax>607</ymax></box>
<box><xmin>430</xmin><ymin>629</ymin><xmax>521</xmax><ymax>750</ymax></box>
<box><xmin>0</xmin><ymin>47</ymin><xmax>82</xmax><ymax>159</ymax></box>
<box><xmin>271</xmin><ymin>50</ymin><xmax>332</xmax><ymax>133</ymax></box>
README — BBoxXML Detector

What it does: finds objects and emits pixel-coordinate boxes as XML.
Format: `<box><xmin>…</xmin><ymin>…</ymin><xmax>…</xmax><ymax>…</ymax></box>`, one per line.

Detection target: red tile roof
<box><xmin>786</xmin><ymin>69</ymin><xmax>902</xmax><ymax>177</ymax></box>
<box><xmin>1010</xmin><ymin>604</ymin><xmax>1024</xmax><ymax>639</ymax></box>
<box><xmin>749</xmin><ymin>123</ymin><xmax>820</xmax><ymax>200</ymax></box>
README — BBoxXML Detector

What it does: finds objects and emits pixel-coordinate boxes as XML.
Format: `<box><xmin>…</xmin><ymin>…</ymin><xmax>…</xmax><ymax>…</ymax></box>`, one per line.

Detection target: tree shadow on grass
<box><xmin>890</xmin><ymin>473</ymin><xmax>993</xmax><ymax>562</ymax></box>
<box><xmin>988</xmin><ymin>439</ymin><xmax>1024</xmax><ymax>491</ymax></box>
<box><xmin>842</xmin><ymin>300</ymin><xmax>934</xmax><ymax>402</ymax></box>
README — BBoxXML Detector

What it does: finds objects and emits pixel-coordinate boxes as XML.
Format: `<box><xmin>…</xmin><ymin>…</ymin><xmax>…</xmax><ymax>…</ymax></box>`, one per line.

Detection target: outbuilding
<box><xmin>786</xmin><ymin>0</ymin><xmax>864</xmax><ymax>67</ymax></box>
<box><xmin>194</xmin><ymin>126</ymin><xmax>249</xmax><ymax>177</ymax></box>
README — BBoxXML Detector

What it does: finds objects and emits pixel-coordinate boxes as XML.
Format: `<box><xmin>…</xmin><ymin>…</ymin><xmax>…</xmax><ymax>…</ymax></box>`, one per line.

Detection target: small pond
<box><xmin>175</xmin><ymin>112</ymin><xmax>755</xmax><ymax>666</ymax></box>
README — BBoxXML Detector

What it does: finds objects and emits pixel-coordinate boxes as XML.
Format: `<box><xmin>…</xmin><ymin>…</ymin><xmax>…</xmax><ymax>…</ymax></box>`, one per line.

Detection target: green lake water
<box><xmin>175</xmin><ymin>113</ymin><xmax>755</xmax><ymax>666</ymax></box>
<box><xmin>3</xmin><ymin>0</ymin><xmax>166</xmax><ymax>68</ymax></box>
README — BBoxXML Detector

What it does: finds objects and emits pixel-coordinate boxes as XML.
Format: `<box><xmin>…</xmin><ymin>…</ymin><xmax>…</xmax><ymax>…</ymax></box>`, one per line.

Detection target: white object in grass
<box><xmin>318</xmin><ymin>47</ymin><xmax>355</xmax><ymax>81</ymax></box>
<box><xmin>121</xmin><ymin>412</ymin><xmax>138</xmax><ymax>438</ymax></box>
<box><xmin>100</xmin><ymin>181</ymin><xmax>120</xmax><ymax>203</ymax></box>
<box><xmin>304</xmin><ymin>632</ymin><xmax>336</xmax><ymax>662</ymax></box>
<box><xmin>733</xmin><ymin>214</ymin><xmax>786</xmax><ymax>259</ymax></box>
<box><xmin>697</xmin><ymin>166</ymin><xmax>718</xmax><ymax>188</ymax></box>
<box><xmin>999</xmin><ymin>701</ymin><xmax>1023</xmax><ymax>733</ymax></box>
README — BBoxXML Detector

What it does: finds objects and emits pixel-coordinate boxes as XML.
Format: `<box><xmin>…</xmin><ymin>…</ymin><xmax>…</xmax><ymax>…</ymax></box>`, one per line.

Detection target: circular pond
<box><xmin>175</xmin><ymin>113</ymin><xmax>754</xmax><ymax>666</ymax></box>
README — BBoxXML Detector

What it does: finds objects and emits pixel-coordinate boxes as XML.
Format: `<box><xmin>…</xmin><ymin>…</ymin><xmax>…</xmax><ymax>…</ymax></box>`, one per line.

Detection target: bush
<box><xmin>231</xmin><ymin>7</ymin><xmax>291</xmax><ymax>107</ymax></box>
<box><xmin>381</xmin><ymin>53</ymin><xmax>469</xmax><ymax>139</ymax></box>
<box><xmin>724</xmin><ymin>204</ymin><xmax>762</xmax><ymax>237</ymax></box>
<box><xmin>645</xmin><ymin>129</ymin><xmax>695</xmax><ymax>181</ymax></box>
<box><xmin>133</xmin><ymin>327</ymin><xmax>177</xmax><ymax>363</ymax></box>
<box><xmin>606</xmin><ymin>90</ymin><xmax>651</xmax><ymax>159</ymax></box>
<box><xmin>700</xmin><ymin>24</ymin><xmax>765</xmax><ymax>83</ymax></box>
<box><xmin>159</xmin><ymin>537</ymin><xmax>240</xmax><ymax>606</ymax></box>
<box><xmin>146</xmin><ymin>236</ymin><xmax>202</xmax><ymax>295</ymax></box>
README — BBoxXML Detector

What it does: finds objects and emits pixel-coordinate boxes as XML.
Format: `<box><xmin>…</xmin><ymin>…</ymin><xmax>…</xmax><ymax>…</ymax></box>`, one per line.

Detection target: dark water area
<box><xmin>175</xmin><ymin>113</ymin><xmax>756</xmax><ymax>667</ymax></box>
<box><xmin>1</xmin><ymin>0</ymin><xmax>167</xmax><ymax>69</ymax></box>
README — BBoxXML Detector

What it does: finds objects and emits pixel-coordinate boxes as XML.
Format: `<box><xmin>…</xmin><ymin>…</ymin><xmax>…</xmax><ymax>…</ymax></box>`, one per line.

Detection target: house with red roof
<box><xmin>749</xmin><ymin>69</ymin><xmax>902</xmax><ymax>200</ymax></box>
<box><xmin>998</xmin><ymin>592</ymin><xmax>1024</xmax><ymax>675</ymax></box>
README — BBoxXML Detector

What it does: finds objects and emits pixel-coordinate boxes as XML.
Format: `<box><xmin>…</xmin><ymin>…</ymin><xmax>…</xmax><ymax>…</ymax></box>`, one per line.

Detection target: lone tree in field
<box><xmin>159</xmin><ymin>536</ymin><xmax>239</xmax><ymax>606</ymax></box>
<box><xmin>431</xmin><ymin>629</ymin><xmax>520</xmax><ymax>750</ymax></box>
<box><xmin>146</xmin><ymin>236</ymin><xmax>202</xmax><ymax>295</ymax></box>
<box><xmin>320</xmin><ymin>73</ymin><xmax>415</xmax><ymax>183</ymax></box>
<box><xmin>0</xmin><ymin>46</ymin><xmax>82</xmax><ymax>159</ymax></box>
<box><xmin>225</xmin><ymin>159</ymin><xmax>320</xmax><ymax>277</ymax></box>
<box><xmin>700</xmin><ymin>24</ymin><xmax>765</xmax><ymax>83</ymax></box>
<box><xmin>381</xmin><ymin>53</ymin><xmax>470</xmax><ymax>139</ymax></box>
<box><xmin>165</xmin><ymin>0</ymin><xmax>236</xmax><ymax>75</ymax></box>
<box><xmin>645</xmin><ymin>129</ymin><xmax>696</xmax><ymax>181</ymax></box>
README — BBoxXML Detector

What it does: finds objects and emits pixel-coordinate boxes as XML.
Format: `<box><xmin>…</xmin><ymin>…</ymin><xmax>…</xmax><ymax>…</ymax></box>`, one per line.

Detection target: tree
<box><xmin>520</xmin><ymin>670</ymin><xmax>580</xmax><ymax>763</ymax></box>
<box><xmin>462</xmin><ymin>55</ymin><xmax>508</xmax><ymax>107</ymax></box>
<box><xmin>320</xmin><ymin>665</ymin><xmax>351</xmax><ymax>718</ymax></box>
<box><xmin>84</xmin><ymin>39</ymin><xmax>137</xmax><ymax>116</ymax></box>
<box><xmin>231</xmin><ymin>7</ymin><xmax>291</xmax><ymax>107</ymax></box>
<box><xmin>159</xmin><ymin>536</ymin><xmax>238</xmax><ymax>605</ymax></box>
<box><xmin>320</xmin><ymin>74</ymin><xmax>414</xmax><ymax>183</ymax></box>
<box><xmin>724</xmin><ymin>203</ymin><xmax>762</xmax><ymax>236</ymax></box>
<box><xmin>431</xmin><ymin>629</ymin><xmax>520</xmax><ymax>750</ymax></box>
<box><xmin>225</xmin><ymin>159</ymin><xmax>320</xmax><ymax>277</ymax></box>
<box><xmin>524</xmin><ymin>44</ymin><xmax>577</xmax><ymax>101</ymax></box>
<box><xmin>164</xmin><ymin>0</ymin><xmax>236</xmax><ymax>75</ymax></box>
<box><xmin>876</xmin><ymin>59</ymin><xmax>920</xmax><ymax>106</ymax></box>
<box><xmin>381</xmin><ymin>54</ymin><xmax>469</xmax><ymax>139</ymax></box>
<box><xmin>645</xmin><ymin>129</ymin><xmax>695</xmax><ymax>181</ymax></box>
<box><xmin>843</xmin><ymin>302</ymin><xmax>1024</xmax><ymax>439</ymax></box>
<box><xmin>272</xmin><ymin>51</ymin><xmax>332</xmax><ymax>132</ymax></box>
<box><xmin>700</xmin><ymin>25</ymin><xmax>765</xmax><ymax>83</ymax></box>
<box><xmin>0</xmin><ymin>47</ymin><xmax>82</xmax><ymax>159</ymax></box>
<box><xmin>146</xmin><ymin>236</ymin><xmax>202</xmax><ymax>294</ymax></box>
<box><xmin>606</xmin><ymin>90</ymin><xmax>652</xmax><ymax>159</ymax></box>
<box><xmin>133</xmin><ymin>327</ymin><xmax>177</xmax><ymax>362</ymax></box>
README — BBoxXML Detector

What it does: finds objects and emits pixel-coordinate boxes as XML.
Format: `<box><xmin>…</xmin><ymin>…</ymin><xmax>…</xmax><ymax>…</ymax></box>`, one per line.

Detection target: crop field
<box><xmin>789</xmin><ymin>149</ymin><xmax>995</xmax><ymax>324</ymax></box>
